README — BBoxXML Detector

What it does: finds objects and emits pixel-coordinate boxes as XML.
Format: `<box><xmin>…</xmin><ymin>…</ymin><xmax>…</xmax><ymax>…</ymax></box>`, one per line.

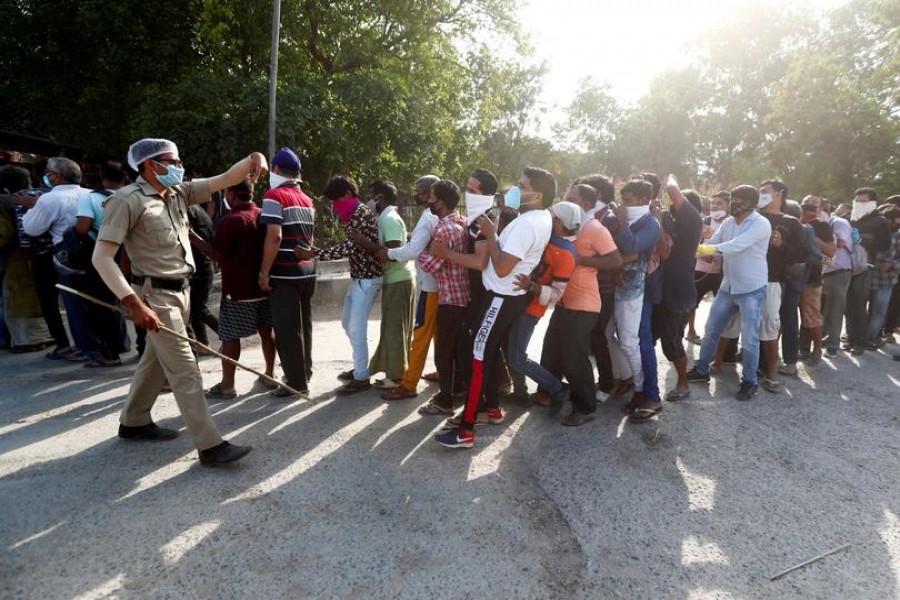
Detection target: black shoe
<box><xmin>118</xmin><ymin>422</ymin><xmax>179</xmax><ymax>441</ymax></box>
<box><xmin>337</xmin><ymin>369</ymin><xmax>355</xmax><ymax>381</ymax></box>
<box><xmin>548</xmin><ymin>384</ymin><xmax>570</xmax><ymax>417</ymax></box>
<box><xmin>199</xmin><ymin>441</ymin><xmax>252</xmax><ymax>466</ymax></box>
<box><xmin>686</xmin><ymin>367</ymin><xmax>710</xmax><ymax>383</ymax></box>
<box><xmin>735</xmin><ymin>381</ymin><xmax>758</xmax><ymax>401</ymax></box>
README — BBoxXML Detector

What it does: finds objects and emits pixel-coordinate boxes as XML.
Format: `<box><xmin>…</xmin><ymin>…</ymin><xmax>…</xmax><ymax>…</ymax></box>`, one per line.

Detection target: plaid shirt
<box><xmin>871</xmin><ymin>230</ymin><xmax>900</xmax><ymax>289</ymax></box>
<box><xmin>418</xmin><ymin>211</ymin><xmax>470</xmax><ymax>306</ymax></box>
<box><xmin>317</xmin><ymin>203</ymin><xmax>384</xmax><ymax>280</ymax></box>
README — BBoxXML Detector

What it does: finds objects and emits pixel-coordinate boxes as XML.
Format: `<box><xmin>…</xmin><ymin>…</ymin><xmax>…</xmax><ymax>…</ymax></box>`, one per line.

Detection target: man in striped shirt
<box><xmin>258</xmin><ymin>148</ymin><xmax>316</xmax><ymax>397</ymax></box>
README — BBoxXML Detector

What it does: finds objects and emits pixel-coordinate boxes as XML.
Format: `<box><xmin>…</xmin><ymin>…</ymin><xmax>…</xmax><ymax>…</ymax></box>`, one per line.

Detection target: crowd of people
<box><xmin>1</xmin><ymin>139</ymin><xmax>898</xmax><ymax>464</ymax></box>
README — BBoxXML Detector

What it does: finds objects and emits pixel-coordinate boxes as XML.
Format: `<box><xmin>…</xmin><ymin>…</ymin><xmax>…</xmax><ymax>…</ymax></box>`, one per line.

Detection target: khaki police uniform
<box><xmin>98</xmin><ymin>177</ymin><xmax>222</xmax><ymax>450</ymax></box>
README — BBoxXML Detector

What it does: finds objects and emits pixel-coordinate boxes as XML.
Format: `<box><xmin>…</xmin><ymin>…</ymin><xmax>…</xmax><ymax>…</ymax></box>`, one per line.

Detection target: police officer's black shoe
<box><xmin>118</xmin><ymin>422</ymin><xmax>179</xmax><ymax>441</ymax></box>
<box><xmin>199</xmin><ymin>441</ymin><xmax>252</xmax><ymax>466</ymax></box>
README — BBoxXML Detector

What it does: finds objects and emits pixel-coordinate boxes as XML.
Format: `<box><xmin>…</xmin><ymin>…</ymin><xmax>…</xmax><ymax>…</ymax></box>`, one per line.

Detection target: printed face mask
<box><xmin>730</xmin><ymin>200</ymin><xmax>754</xmax><ymax>216</ymax></box>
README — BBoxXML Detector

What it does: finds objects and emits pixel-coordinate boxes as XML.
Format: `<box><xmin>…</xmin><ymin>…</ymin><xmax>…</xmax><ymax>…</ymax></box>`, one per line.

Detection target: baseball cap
<box><xmin>551</xmin><ymin>201</ymin><xmax>582</xmax><ymax>232</ymax></box>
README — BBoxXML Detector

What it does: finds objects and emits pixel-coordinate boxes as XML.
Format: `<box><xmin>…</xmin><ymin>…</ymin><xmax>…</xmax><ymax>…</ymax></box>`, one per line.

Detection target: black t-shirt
<box><xmin>763</xmin><ymin>212</ymin><xmax>807</xmax><ymax>282</ymax></box>
<box><xmin>662</xmin><ymin>201</ymin><xmax>703</xmax><ymax>309</ymax></box>
<box><xmin>806</xmin><ymin>220</ymin><xmax>834</xmax><ymax>287</ymax></box>
<box><xmin>852</xmin><ymin>213</ymin><xmax>891</xmax><ymax>257</ymax></box>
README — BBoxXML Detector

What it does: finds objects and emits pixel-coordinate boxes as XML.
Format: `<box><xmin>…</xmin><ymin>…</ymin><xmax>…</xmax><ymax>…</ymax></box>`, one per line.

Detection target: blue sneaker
<box><xmin>435</xmin><ymin>427</ymin><xmax>474</xmax><ymax>449</ymax></box>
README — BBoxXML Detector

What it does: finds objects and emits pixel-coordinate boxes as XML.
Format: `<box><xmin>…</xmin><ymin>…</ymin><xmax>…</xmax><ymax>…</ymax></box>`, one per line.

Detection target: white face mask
<box><xmin>269</xmin><ymin>172</ymin><xmax>291</xmax><ymax>190</ymax></box>
<box><xmin>851</xmin><ymin>200</ymin><xmax>877</xmax><ymax>222</ymax></box>
<box><xmin>626</xmin><ymin>205</ymin><xmax>650</xmax><ymax>224</ymax></box>
<box><xmin>710</xmin><ymin>210</ymin><xmax>726</xmax><ymax>221</ymax></box>
<box><xmin>757</xmin><ymin>193</ymin><xmax>774</xmax><ymax>209</ymax></box>
<box><xmin>366</xmin><ymin>199</ymin><xmax>378</xmax><ymax>212</ymax></box>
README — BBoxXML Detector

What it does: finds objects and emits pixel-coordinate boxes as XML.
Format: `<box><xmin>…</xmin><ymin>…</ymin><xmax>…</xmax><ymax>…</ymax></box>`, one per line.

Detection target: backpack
<box><xmin>849</xmin><ymin>238</ymin><xmax>869</xmax><ymax>276</ymax></box>
<box><xmin>52</xmin><ymin>190</ymin><xmax>111</xmax><ymax>273</ymax></box>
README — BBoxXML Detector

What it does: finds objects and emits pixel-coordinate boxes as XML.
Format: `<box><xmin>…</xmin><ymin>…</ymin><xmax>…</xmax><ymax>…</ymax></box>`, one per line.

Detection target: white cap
<box><xmin>551</xmin><ymin>201</ymin><xmax>583</xmax><ymax>232</ymax></box>
<box><xmin>127</xmin><ymin>138</ymin><xmax>179</xmax><ymax>171</ymax></box>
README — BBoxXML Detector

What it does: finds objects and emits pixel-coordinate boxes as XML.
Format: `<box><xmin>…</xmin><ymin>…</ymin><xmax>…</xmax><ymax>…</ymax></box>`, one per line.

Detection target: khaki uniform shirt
<box><xmin>97</xmin><ymin>177</ymin><xmax>211</xmax><ymax>279</ymax></box>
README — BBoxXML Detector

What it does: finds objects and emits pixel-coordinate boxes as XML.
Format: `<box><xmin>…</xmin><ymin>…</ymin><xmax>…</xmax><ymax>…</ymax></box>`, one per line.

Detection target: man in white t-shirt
<box><xmin>436</xmin><ymin>166</ymin><xmax>554</xmax><ymax>449</ymax></box>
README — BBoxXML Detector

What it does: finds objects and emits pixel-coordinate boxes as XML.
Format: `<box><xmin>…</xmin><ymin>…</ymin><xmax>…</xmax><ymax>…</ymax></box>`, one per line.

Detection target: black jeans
<box><xmin>435</xmin><ymin>304</ymin><xmax>471</xmax><ymax>408</ymax></box>
<box><xmin>269</xmin><ymin>278</ymin><xmax>316</xmax><ymax>389</ymax></box>
<box><xmin>82</xmin><ymin>267</ymin><xmax>126</xmax><ymax>360</ymax></box>
<box><xmin>542</xmin><ymin>306</ymin><xmax>599</xmax><ymax>415</ymax></box>
<box><xmin>590</xmin><ymin>291</ymin><xmax>615</xmax><ymax>393</ymax></box>
<box><xmin>845</xmin><ymin>271</ymin><xmax>871</xmax><ymax>348</ymax></box>
<box><xmin>31</xmin><ymin>252</ymin><xmax>70</xmax><ymax>348</ymax></box>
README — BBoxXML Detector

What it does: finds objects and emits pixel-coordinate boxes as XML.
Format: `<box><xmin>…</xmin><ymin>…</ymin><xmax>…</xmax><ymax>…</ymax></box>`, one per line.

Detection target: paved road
<box><xmin>1</xmin><ymin>302</ymin><xmax>899</xmax><ymax>599</ymax></box>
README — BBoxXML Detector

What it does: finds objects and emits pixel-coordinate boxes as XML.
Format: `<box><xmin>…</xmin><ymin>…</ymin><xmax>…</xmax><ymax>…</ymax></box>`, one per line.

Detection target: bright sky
<box><xmin>519</xmin><ymin>0</ymin><xmax>852</xmax><ymax>124</ymax></box>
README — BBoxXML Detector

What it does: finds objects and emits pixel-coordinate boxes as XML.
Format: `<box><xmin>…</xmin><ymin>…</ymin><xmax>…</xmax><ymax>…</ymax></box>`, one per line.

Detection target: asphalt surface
<box><xmin>1</xmin><ymin>298</ymin><xmax>899</xmax><ymax>599</ymax></box>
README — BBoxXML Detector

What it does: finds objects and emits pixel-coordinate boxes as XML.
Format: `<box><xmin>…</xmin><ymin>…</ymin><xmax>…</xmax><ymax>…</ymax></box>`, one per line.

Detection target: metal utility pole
<box><xmin>268</xmin><ymin>0</ymin><xmax>282</xmax><ymax>158</ymax></box>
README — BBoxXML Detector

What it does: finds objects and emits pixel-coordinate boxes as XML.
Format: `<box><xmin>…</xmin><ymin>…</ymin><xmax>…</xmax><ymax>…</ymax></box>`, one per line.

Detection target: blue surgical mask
<box><xmin>504</xmin><ymin>186</ymin><xmax>521</xmax><ymax>210</ymax></box>
<box><xmin>42</xmin><ymin>174</ymin><xmax>53</xmax><ymax>188</ymax></box>
<box><xmin>156</xmin><ymin>164</ymin><xmax>185</xmax><ymax>187</ymax></box>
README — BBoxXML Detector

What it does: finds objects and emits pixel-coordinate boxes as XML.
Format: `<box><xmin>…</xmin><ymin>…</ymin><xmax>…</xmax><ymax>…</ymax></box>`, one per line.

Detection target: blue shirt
<box><xmin>710</xmin><ymin>211</ymin><xmax>771</xmax><ymax>294</ymax></box>
<box><xmin>614</xmin><ymin>212</ymin><xmax>661</xmax><ymax>302</ymax></box>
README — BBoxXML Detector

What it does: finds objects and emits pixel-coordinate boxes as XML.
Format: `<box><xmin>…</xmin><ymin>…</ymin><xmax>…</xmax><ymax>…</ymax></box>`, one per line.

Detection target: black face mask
<box><xmin>730</xmin><ymin>201</ymin><xmax>754</xmax><ymax>216</ymax></box>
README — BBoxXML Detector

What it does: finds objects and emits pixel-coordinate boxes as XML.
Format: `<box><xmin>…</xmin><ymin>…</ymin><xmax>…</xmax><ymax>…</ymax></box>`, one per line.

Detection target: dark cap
<box><xmin>271</xmin><ymin>147</ymin><xmax>301</xmax><ymax>172</ymax></box>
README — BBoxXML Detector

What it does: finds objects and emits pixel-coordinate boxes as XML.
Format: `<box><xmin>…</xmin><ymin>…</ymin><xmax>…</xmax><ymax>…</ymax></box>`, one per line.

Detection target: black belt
<box><xmin>131</xmin><ymin>275</ymin><xmax>189</xmax><ymax>291</ymax></box>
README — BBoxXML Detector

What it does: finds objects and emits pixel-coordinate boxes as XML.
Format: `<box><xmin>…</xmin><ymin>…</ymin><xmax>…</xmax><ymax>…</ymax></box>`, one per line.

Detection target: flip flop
<box><xmin>629</xmin><ymin>406</ymin><xmax>662</xmax><ymax>422</ymax></box>
<box><xmin>205</xmin><ymin>385</ymin><xmax>237</xmax><ymax>400</ymax></box>
<box><xmin>664</xmin><ymin>388</ymin><xmax>691</xmax><ymax>402</ymax></box>
<box><xmin>84</xmin><ymin>357</ymin><xmax>123</xmax><ymax>368</ymax></box>
<box><xmin>256</xmin><ymin>376</ymin><xmax>279</xmax><ymax>390</ymax></box>
<box><xmin>381</xmin><ymin>385</ymin><xmax>418</xmax><ymax>400</ymax></box>
<box><xmin>422</xmin><ymin>371</ymin><xmax>440</xmax><ymax>382</ymax></box>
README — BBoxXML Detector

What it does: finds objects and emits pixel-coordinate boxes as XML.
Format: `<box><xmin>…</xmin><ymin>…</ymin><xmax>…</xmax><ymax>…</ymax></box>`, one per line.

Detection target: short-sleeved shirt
<box><xmin>527</xmin><ymin>236</ymin><xmax>578</xmax><ymax>317</ymax></box>
<box><xmin>482</xmin><ymin>208</ymin><xmax>552</xmax><ymax>296</ymax></box>
<box><xmin>562</xmin><ymin>219</ymin><xmax>617</xmax><ymax>313</ymax></box>
<box><xmin>97</xmin><ymin>177</ymin><xmax>208</xmax><ymax>279</ymax></box>
<box><xmin>259</xmin><ymin>182</ymin><xmax>316</xmax><ymax>280</ymax></box>
<box><xmin>378</xmin><ymin>205</ymin><xmax>415</xmax><ymax>284</ymax></box>
<box><xmin>825</xmin><ymin>215</ymin><xmax>852</xmax><ymax>273</ymax></box>
<box><xmin>317</xmin><ymin>203</ymin><xmax>384</xmax><ymax>280</ymax></box>
<box><xmin>76</xmin><ymin>190</ymin><xmax>112</xmax><ymax>239</ymax></box>
<box><xmin>662</xmin><ymin>201</ymin><xmax>703</xmax><ymax>309</ymax></box>
<box><xmin>213</xmin><ymin>203</ymin><xmax>267</xmax><ymax>300</ymax></box>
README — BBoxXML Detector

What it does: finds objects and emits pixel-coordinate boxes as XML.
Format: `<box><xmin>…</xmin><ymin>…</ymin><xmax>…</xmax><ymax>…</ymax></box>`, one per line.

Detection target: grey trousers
<box><xmin>821</xmin><ymin>270</ymin><xmax>851</xmax><ymax>352</ymax></box>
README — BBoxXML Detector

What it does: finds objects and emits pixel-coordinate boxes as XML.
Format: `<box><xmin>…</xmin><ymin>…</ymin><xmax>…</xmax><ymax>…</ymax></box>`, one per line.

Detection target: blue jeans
<box><xmin>780</xmin><ymin>278</ymin><xmax>804</xmax><ymax>364</ymax></box>
<box><xmin>341</xmin><ymin>277</ymin><xmax>383</xmax><ymax>380</ymax></box>
<box><xmin>508</xmin><ymin>312</ymin><xmax>563</xmax><ymax>395</ymax></box>
<box><xmin>695</xmin><ymin>285</ymin><xmax>768</xmax><ymax>385</ymax></box>
<box><xmin>639</xmin><ymin>302</ymin><xmax>660</xmax><ymax>400</ymax></box>
<box><xmin>57</xmin><ymin>271</ymin><xmax>101</xmax><ymax>358</ymax></box>
<box><xmin>867</xmin><ymin>286</ymin><xmax>893</xmax><ymax>341</ymax></box>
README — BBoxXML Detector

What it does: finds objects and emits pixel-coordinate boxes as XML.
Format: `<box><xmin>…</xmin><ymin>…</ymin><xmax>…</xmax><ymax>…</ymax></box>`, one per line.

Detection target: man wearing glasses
<box><xmin>92</xmin><ymin>138</ymin><xmax>267</xmax><ymax>467</ymax></box>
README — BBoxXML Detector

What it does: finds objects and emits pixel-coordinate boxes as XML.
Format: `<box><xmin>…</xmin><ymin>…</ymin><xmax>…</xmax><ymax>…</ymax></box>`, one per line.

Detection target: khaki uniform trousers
<box><xmin>119</xmin><ymin>284</ymin><xmax>222</xmax><ymax>451</ymax></box>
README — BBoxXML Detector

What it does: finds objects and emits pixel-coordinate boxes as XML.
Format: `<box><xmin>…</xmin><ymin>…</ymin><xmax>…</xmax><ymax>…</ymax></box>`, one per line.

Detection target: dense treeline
<box><xmin>2</xmin><ymin>0</ymin><xmax>897</xmax><ymax>199</ymax></box>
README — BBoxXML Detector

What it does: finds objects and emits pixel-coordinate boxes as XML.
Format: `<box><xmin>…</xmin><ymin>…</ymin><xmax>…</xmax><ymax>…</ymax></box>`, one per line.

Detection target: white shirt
<box><xmin>482</xmin><ymin>209</ymin><xmax>552</xmax><ymax>296</ymax></box>
<box><xmin>22</xmin><ymin>184</ymin><xmax>92</xmax><ymax>244</ymax></box>
<box><xmin>709</xmin><ymin>210</ymin><xmax>771</xmax><ymax>294</ymax></box>
<box><xmin>387</xmin><ymin>208</ymin><xmax>439</xmax><ymax>292</ymax></box>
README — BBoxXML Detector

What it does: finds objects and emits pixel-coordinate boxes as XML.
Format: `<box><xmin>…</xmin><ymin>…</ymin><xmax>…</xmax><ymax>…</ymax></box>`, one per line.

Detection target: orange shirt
<box><xmin>562</xmin><ymin>219</ymin><xmax>618</xmax><ymax>313</ymax></box>
<box><xmin>526</xmin><ymin>236</ymin><xmax>578</xmax><ymax>318</ymax></box>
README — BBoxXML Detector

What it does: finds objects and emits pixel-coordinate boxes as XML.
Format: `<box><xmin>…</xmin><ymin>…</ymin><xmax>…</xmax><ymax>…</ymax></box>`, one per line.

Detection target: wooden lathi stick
<box><xmin>56</xmin><ymin>284</ymin><xmax>311</xmax><ymax>401</ymax></box>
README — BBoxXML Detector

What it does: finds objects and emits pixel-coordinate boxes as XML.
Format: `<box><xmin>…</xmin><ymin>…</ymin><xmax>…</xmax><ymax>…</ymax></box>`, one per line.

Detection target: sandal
<box><xmin>381</xmin><ymin>385</ymin><xmax>418</xmax><ymax>401</ymax></box>
<box><xmin>417</xmin><ymin>400</ymin><xmax>454</xmax><ymax>416</ymax></box>
<box><xmin>664</xmin><ymin>388</ymin><xmax>691</xmax><ymax>402</ymax></box>
<box><xmin>10</xmin><ymin>343</ymin><xmax>49</xmax><ymax>354</ymax></box>
<box><xmin>629</xmin><ymin>406</ymin><xmax>662</xmax><ymax>422</ymax></box>
<box><xmin>256</xmin><ymin>375</ymin><xmax>279</xmax><ymax>390</ymax></box>
<box><xmin>205</xmin><ymin>384</ymin><xmax>237</xmax><ymax>400</ymax></box>
<box><xmin>610</xmin><ymin>378</ymin><xmax>634</xmax><ymax>398</ymax></box>
<box><xmin>84</xmin><ymin>357</ymin><xmax>123</xmax><ymax>368</ymax></box>
<box><xmin>562</xmin><ymin>412</ymin><xmax>596</xmax><ymax>427</ymax></box>
<box><xmin>422</xmin><ymin>371</ymin><xmax>440</xmax><ymax>382</ymax></box>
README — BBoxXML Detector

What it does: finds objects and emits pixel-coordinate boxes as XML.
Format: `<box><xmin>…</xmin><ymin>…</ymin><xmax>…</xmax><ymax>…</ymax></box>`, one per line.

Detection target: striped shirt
<box><xmin>260</xmin><ymin>182</ymin><xmax>316</xmax><ymax>280</ymax></box>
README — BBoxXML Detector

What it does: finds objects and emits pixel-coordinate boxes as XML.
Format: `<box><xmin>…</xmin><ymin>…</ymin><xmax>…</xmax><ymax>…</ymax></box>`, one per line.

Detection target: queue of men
<box><xmin>1</xmin><ymin>139</ymin><xmax>899</xmax><ymax>464</ymax></box>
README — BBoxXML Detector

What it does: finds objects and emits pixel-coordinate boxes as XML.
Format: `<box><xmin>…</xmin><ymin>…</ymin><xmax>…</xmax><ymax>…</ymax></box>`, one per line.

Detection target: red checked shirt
<box><xmin>418</xmin><ymin>211</ymin><xmax>470</xmax><ymax>306</ymax></box>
